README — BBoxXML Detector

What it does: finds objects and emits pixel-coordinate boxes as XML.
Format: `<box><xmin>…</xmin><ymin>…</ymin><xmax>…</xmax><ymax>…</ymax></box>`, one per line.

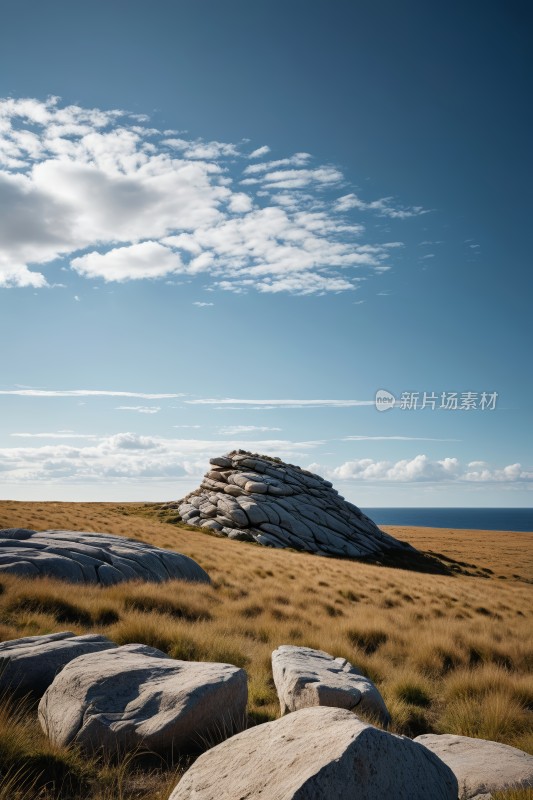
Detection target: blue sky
<box><xmin>0</xmin><ymin>0</ymin><xmax>531</xmax><ymax>505</ymax></box>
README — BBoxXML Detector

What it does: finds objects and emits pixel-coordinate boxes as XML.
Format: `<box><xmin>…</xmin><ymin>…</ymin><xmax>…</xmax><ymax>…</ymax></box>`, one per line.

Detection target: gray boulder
<box><xmin>415</xmin><ymin>733</ymin><xmax>533</xmax><ymax>798</ymax></box>
<box><xmin>171</xmin><ymin>451</ymin><xmax>413</xmax><ymax>559</ymax></box>
<box><xmin>272</xmin><ymin>645</ymin><xmax>391</xmax><ymax>725</ymax></box>
<box><xmin>39</xmin><ymin>644</ymin><xmax>248</xmax><ymax>755</ymax></box>
<box><xmin>0</xmin><ymin>631</ymin><xmax>116</xmax><ymax>697</ymax></box>
<box><xmin>169</xmin><ymin>706</ymin><xmax>458</xmax><ymax>800</ymax></box>
<box><xmin>0</xmin><ymin>528</ymin><xmax>210</xmax><ymax>585</ymax></box>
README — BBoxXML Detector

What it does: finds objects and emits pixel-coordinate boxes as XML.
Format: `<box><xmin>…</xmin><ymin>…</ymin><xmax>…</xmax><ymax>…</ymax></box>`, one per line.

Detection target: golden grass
<box><xmin>0</xmin><ymin>501</ymin><xmax>531</xmax><ymax>798</ymax></box>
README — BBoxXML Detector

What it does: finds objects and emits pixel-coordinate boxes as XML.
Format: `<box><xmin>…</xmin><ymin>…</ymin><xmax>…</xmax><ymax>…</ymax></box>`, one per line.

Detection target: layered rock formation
<box><xmin>173</xmin><ymin>451</ymin><xmax>411</xmax><ymax>559</ymax></box>
<box><xmin>0</xmin><ymin>529</ymin><xmax>210</xmax><ymax>585</ymax></box>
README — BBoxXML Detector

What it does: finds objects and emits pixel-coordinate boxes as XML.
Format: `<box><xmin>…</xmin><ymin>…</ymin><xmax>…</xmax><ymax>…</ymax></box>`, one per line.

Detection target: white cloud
<box><xmin>72</xmin><ymin>242</ymin><xmax>183</xmax><ymax>282</ymax></box>
<box><xmin>192</xmin><ymin>301</ymin><xmax>214</xmax><ymax>307</ymax></box>
<box><xmin>218</xmin><ymin>425</ymin><xmax>282</xmax><ymax>435</ymax></box>
<box><xmin>227</xmin><ymin>193</ymin><xmax>253</xmax><ymax>213</ymax></box>
<box><xmin>186</xmin><ymin>398</ymin><xmax>374</xmax><ymax>408</ymax></box>
<box><xmin>10</xmin><ymin>432</ymin><xmax>98</xmax><ymax>439</ymax></box>
<box><xmin>316</xmin><ymin>455</ymin><xmax>533</xmax><ymax>484</ymax></box>
<box><xmin>243</xmin><ymin>165</ymin><xmax>342</xmax><ymax>190</ymax></box>
<box><xmin>163</xmin><ymin>137</ymin><xmax>239</xmax><ymax>160</ymax></box>
<box><xmin>0</xmin><ymin>433</ymin><xmax>322</xmax><ymax>484</ymax></box>
<box><xmin>1</xmin><ymin>434</ymin><xmax>529</xmax><ymax>489</ymax></box>
<box><xmin>248</xmin><ymin>145</ymin><xmax>270</xmax><ymax>159</ymax></box>
<box><xmin>0</xmin><ymin>96</ymin><xmax>425</xmax><ymax>294</ymax></box>
<box><xmin>335</xmin><ymin>193</ymin><xmax>429</xmax><ymax>219</ymax></box>
<box><xmin>0</xmin><ymin>388</ymin><xmax>185</xmax><ymax>399</ymax></box>
<box><xmin>243</xmin><ymin>153</ymin><xmax>312</xmax><ymax>175</ymax></box>
<box><xmin>116</xmin><ymin>406</ymin><xmax>161</xmax><ymax>414</ymax></box>
<box><xmin>342</xmin><ymin>436</ymin><xmax>461</xmax><ymax>442</ymax></box>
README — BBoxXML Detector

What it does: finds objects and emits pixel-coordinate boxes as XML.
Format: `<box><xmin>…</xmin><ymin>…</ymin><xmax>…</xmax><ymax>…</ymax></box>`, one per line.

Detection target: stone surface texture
<box><xmin>415</xmin><ymin>733</ymin><xmax>533</xmax><ymax>798</ymax></box>
<box><xmin>169</xmin><ymin>706</ymin><xmax>458</xmax><ymax>800</ymax></box>
<box><xmin>171</xmin><ymin>451</ymin><xmax>412</xmax><ymax>559</ymax></box>
<box><xmin>0</xmin><ymin>632</ymin><xmax>116</xmax><ymax>697</ymax></box>
<box><xmin>272</xmin><ymin>645</ymin><xmax>391</xmax><ymax>725</ymax></box>
<box><xmin>39</xmin><ymin>643</ymin><xmax>248</xmax><ymax>755</ymax></box>
<box><xmin>0</xmin><ymin>528</ymin><xmax>210</xmax><ymax>585</ymax></box>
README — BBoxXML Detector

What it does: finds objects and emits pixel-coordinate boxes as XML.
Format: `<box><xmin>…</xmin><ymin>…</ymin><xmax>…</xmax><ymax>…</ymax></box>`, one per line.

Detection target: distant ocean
<box><xmin>361</xmin><ymin>508</ymin><xmax>533</xmax><ymax>532</ymax></box>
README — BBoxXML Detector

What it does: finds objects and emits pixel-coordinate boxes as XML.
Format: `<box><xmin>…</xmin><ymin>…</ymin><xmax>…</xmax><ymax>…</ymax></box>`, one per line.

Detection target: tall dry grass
<box><xmin>0</xmin><ymin>501</ymin><xmax>531</xmax><ymax>798</ymax></box>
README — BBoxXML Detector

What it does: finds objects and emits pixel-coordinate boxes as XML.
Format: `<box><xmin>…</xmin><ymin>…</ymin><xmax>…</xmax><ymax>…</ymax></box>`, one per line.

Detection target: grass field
<box><xmin>0</xmin><ymin>501</ymin><xmax>531</xmax><ymax>799</ymax></box>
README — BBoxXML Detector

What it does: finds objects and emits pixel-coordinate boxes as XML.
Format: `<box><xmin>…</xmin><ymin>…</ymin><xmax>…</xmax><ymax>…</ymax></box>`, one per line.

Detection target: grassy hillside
<box><xmin>0</xmin><ymin>501</ymin><xmax>531</xmax><ymax>799</ymax></box>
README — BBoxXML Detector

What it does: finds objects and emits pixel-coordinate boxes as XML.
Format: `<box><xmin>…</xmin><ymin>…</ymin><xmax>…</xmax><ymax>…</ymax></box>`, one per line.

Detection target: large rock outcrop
<box><xmin>171</xmin><ymin>451</ymin><xmax>411</xmax><ymax>559</ymax></box>
<box><xmin>39</xmin><ymin>644</ymin><xmax>248</xmax><ymax>755</ymax></box>
<box><xmin>0</xmin><ymin>632</ymin><xmax>116</xmax><ymax>698</ymax></box>
<box><xmin>272</xmin><ymin>645</ymin><xmax>391</xmax><ymax>725</ymax></box>
<box><xmin>414</xmin><ymin>734</ymin><xmax>533</xmax><ymax>798</ymax></box>
<box><xmin>0</xmin><ymin>528</ymin><xmax>210</xmax><ymax>585</ymax></box>
<box><xmin>169</xmin><ymin>706</ymin><xmax>458</xmax><ymax>800</ymax></box>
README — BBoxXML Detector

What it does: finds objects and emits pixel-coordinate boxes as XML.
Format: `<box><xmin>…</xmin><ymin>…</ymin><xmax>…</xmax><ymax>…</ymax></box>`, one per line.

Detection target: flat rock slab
<box><xmin>170</xmin><ymin>706</ymin><xmax>458</xmax><ymax>800</ymax></box>
<box><xmin>0</xmin><ymin>528</ymin><xmax>210</xmax><ymax>585</ymax></box>
<box><xmin>171</xmin><ymin>450</ymin><xmax>413</xmax><ymax>559</ymax></box>
<box><xmin>0</xmin><ymin>631</ymin><xmax>116</xmax><ymax>698</ymax></box>
<box><xmin>415</xmin><ymin>734</ymin><xmax>533</xmax><ymax>797</ymax></box>
<box><xmin>272</xmin><ymin>645</ymin><xmax>391</xmax><ymax>725</ymax></box>
<box><xmin>39</xmin><ymin>644</ymin><xmax>248</xmax><ymax>755</ymax></box>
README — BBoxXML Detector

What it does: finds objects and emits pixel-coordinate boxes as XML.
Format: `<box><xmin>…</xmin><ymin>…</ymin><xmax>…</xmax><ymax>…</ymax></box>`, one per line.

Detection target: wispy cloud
<box><xmin>185</xmin><ymin>398</ymin><xmax>375</xmax><ymax>408</ymax></box>
<box><xmin>218</xmin><ymin>425</ymin><xmax>282</xmax><ymax>435</ymax></box>
<box><xmin>342</xmin><ymin>435</ymin><xmax>461</xmax><ymax>442</ymax></box>
<box><xmin>0</xmin><ymin>97</ymin><xmax>426</xmax><ymax>294</ymax></box>
<box><xmin>115</xmin><ymin>405</ymin><xmax>161</xmax><ymax>414</ymax></box>
<box><xmin>0</xmin><ymin>388</ymin><xmax>184</xmax><ymax>399</ymax></box>
<box><xmin>335</xmin><ymin>193</ymin><xmax>430</xmax><ymax>219</ymax></box>
<box><xmin>248</xmin><ymin>145</ymin><xmax>271</xmax><ymax>159</ymax></box>
<box><xmin>192</xmin><ymin>301</ymin><xmax>214</xmax><ymax>307</ymax></box>
<box><xmin>10</xmin><ymin>432</ymin><xmax>98</xmax><ymax>439</ymax></box>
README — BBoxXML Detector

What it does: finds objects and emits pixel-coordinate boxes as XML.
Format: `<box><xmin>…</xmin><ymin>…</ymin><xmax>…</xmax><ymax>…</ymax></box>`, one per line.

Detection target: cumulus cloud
<box><xmin>316</xmin><ymin>455</ymin><xmax>533</xmax><ymax>483</ymax></box>
<box><xmin>0</xmin><ymin>433</ymin><xmax>322</xmax><ymax>484</ymax></box>
<box><xmin>72</xmin><ymin>242</ymin><xmax>183</xmax><ymax>282</ymax></box>
<box><xmin>0</xmin><ymin>96</ymin><xmax>425</xmax><ymax>293</ymax></box>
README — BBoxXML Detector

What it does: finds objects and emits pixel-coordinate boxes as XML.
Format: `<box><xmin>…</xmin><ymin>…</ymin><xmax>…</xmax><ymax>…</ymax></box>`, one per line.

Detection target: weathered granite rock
<box><xmin>39</xmin><ymin>643</ymin><xmax>248</xmax><ymax>755</ymax></box>
<box><xmin>171</xmin><ymin>451</ymin><xmax>413</xmax><ymax>559</ymax></box>
<box><xmin>414</xmin><ymin>734</ymin><xmax>533</xmax><ymax>798</ymax></box>
<box><xmin>0</xmin><ymin>529</ymin><xmax>210</xmax><ymax>585</ymax></box>
<box><xmin>0</xmin><ymin>632</ymin><xmax>116</xmax><ymax>698</ymax></box>
<box><xmin>169</xmin><ymin>706</ymin><xmax>458</xmax><ymax>800</ymax></box>
<box><xmin>272</xmin><ymin>645</ymin><xmax>391</xmax><ymax>725</ymax></box>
